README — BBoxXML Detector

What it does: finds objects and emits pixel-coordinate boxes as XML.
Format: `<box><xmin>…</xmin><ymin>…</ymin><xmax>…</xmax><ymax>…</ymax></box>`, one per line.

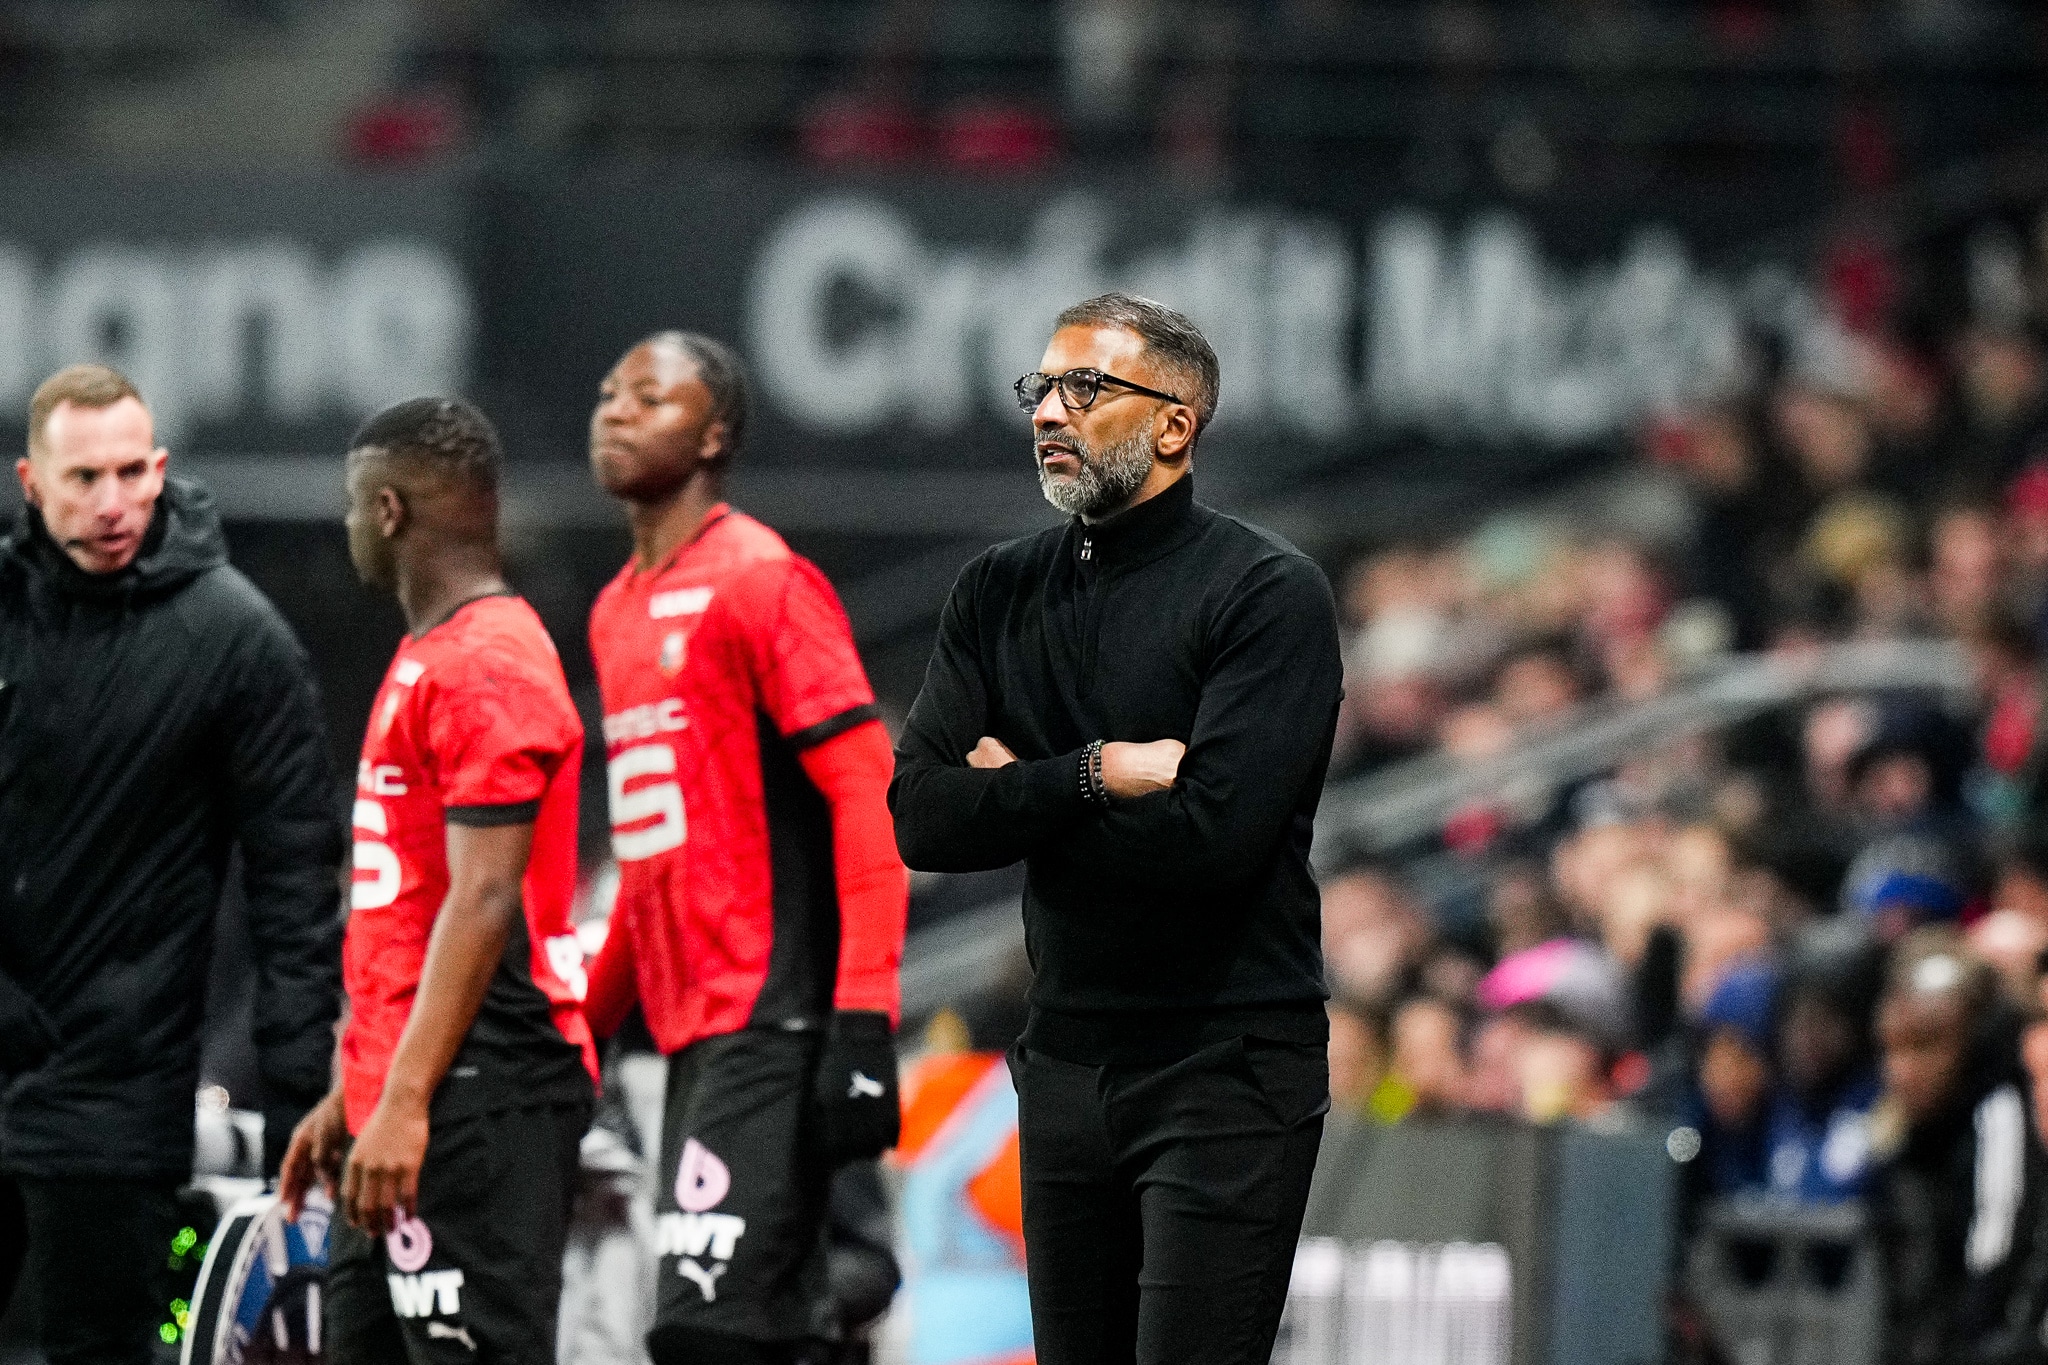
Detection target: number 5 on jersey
<box><xmin>610</xmin><ymin>743</ymin><xmax>685</xmax><ymax>860</ymax></box>
<box><xmin>353</xmin><ymin>799</ymin><xmax>402</xmax><ymax>910</ymax></box>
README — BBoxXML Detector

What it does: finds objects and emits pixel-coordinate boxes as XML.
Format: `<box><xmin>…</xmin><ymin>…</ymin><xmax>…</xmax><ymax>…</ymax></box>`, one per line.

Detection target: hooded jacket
<box><xmin>1874</xmin><ymin>1004</ymin><xmax>2048</xmax><ymax>1365</ymax></box>
<box><xmin>0</xmin><ymin>476</ymin><xmax>344</xmax><ymax>1179</ymax></box>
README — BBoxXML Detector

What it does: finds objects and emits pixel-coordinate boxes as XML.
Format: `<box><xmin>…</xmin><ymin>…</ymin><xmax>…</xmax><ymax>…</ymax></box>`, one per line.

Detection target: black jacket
<box><xmin>889</xmin><ymin>475</ymin><xmax>1343</xmax><ymax>1064</ymax></box>
<box><xmin>1875</xmin><ymin>1013</ymin><xmax>2048</xmax><ymax>1365</ymax></box>
<box><xmin>0</xmin><ymin>477</ymin><xmax>344</xmax><ymax>1179</ymax></box>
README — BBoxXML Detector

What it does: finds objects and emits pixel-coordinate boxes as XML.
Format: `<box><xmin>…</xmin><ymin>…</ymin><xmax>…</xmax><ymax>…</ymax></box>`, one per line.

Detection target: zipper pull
<box><xmin>1080</xmin><ymin>536</ymin><xmax>1093</xmax><ymax>562</ymax></box>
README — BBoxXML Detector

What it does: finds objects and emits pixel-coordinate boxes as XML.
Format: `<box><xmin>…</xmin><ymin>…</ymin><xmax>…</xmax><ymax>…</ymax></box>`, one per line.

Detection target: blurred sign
<box><xmin>0</xmin><ymin>161</ymin><xmax>2022</xmax><ymax>503</ymax></box>
<box><xmin>1292</xmin><ymin>1116</ymin><xmax>1675</xmax><ymax>1365</ymax></box>
<box><xmin>891</xmin><ymin>1051</ymin><xmax>1034</xmax><ymax>1365</ymax></box>
<box><xmin>0</xmin><ymin>238</ymin><xmax>468</xmax><ymax>446</ymax></box>
<box><xmin>1280</xmin><ymin>1239</ymin><xmax>1513</xmax><ymax>1365</ymax></box>
<box><xmin>478</xmin><ymin>163</ymin><xmax>1915</xmax><ymax>495</ymax></box>
<box><xmin>745</xmin><ymin>196</ymin><xmax>1745</xmax><ymax>448</ymax></box>
<box><xmin>0</xmin><ymin>170</ymin><xmax>469</xmax><ymax>452</ymax></box>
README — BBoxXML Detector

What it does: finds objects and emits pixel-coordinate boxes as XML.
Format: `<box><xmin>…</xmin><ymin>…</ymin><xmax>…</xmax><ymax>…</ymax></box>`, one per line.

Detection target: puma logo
<box><xmin>426</xmin><ymin>1322</ymin><xmax>478</xmax><ymax>1351</ymax></box>
<box><xmin>848</xmin><ymin>1070</ymin><xmax>885</xmax><ymax>1100</ymax></box>
<box><xmin>678</xmin><ymin>1257</ymin><xmax>726</xmax><ymax>1302</ymax></box>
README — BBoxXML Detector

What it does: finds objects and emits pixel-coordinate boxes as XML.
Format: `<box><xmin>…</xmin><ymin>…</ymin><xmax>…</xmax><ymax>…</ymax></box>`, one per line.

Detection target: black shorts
<box><xmin>649</xmin><ymin>1028</ymin><xmax>835</xmax><ymax>1351</ymax></box>
<box><xmin>325</xmin><ymin>1100</ymin><xmax>590</xmax><ymax>1365</ymax></box>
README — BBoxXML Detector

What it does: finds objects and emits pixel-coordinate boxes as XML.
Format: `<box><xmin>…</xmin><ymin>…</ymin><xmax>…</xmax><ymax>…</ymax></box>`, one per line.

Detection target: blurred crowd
<box><xmin>1317</xmin><ymin>277</ymin><xmax>2048</xmax><ymax>1361</ymax></box>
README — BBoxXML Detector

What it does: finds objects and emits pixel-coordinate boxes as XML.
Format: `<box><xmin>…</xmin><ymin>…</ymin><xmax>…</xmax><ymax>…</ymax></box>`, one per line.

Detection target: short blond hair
<box><xmin>28</xmin><ymin>363</ymin><xmax>143</xmax><ymax>456</ymax></box>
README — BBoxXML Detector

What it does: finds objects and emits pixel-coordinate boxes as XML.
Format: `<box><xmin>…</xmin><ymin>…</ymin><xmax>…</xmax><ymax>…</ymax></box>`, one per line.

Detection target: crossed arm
<box><xmin>889</xmin><ymin>554</ymin><xmax>1343</xmax><ymax>889</ymax></box>
<box><xmin>966</xmin><ymin>733</ymin><xmax>1185</xmax><ymax>797</ymax></box>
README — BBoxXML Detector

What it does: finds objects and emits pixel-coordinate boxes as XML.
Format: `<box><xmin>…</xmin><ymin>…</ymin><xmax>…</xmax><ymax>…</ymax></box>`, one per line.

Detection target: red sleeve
<box><xmin>798</xmin><ymin>720</ymin><xmax>909</xmax><ymax>1021</ymax></box>
<box><xmin>427</xmin><ymin>651</ymin><xmax>576</xmax><ymax>819</ymax></box>
<box><xmin>735</xmin><ymin>558</ymin><xmax>879</xmax><ymax>745</ymax></box>
<box><xmin>582</xmin><ymin>902</ymin><xmax>639</xmax><ymax>1038</ymax></box>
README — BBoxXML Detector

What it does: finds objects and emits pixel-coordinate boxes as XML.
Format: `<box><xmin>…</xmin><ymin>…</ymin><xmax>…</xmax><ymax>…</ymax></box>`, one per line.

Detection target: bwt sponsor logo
<box><xmin>661</xmin><ymin>1138</ymin><xmax>746</xmax><ymax>1302</ymax></box>
<box><xmin>0</xmin><ymin>238</ymin><xmax>471</xmax><ymax>444</ymax></box>
<box><xmin>747</xmin><ymin>196</ymin><xmax>1763</xmax><ymax>447</ymax></box>
<box><xmin>387</xmin><ymin>1268</ymin><xmax>466</xmax><ymax>1319</ymax></box>
<box><xmin>656</xmin><ymin>1210</ymin><xmax>748</xmax><ymax>1262</ymax></box>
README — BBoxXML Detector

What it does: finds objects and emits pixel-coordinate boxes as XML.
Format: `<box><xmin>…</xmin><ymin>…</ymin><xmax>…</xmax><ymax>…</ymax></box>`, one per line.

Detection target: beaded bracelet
<box><xmin>1079</xmin><ymin>739</ymin><xmax>1109</xmax><ymax>807</ymax></box>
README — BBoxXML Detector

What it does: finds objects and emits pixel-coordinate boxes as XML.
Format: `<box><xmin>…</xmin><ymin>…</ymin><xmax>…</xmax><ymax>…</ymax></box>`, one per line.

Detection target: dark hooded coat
<box><xmin>1875</xmin><ymin>1002</ymin><xmax>2048</xmax><ymax>1365</ymax></box>
<box><xmin>0</xmin><ymin>476</ymin><xmax>343</xmax><ymax>1178</ymax></box>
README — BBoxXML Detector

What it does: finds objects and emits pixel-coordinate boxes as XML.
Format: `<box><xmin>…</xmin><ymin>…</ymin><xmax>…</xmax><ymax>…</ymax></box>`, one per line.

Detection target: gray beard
<box><xmin>1037</xmin><ymin>428</ymin><xmax>1156</xmax><ymax>519</ymax></box>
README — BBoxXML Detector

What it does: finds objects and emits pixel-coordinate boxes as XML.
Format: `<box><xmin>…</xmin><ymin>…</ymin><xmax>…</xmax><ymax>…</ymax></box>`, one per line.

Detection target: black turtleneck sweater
<box><xmin>889</xmin><ymin>475</ymin><xmax>1344</xmax><ymax>1063</ymax></box>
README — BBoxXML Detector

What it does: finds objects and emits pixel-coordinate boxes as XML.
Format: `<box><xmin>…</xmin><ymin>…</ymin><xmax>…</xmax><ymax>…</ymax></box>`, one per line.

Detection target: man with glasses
<box><xmin>889</xmin><ymin>293</ymin><xmax>1345</xmax><ymax>1365</ymax></box>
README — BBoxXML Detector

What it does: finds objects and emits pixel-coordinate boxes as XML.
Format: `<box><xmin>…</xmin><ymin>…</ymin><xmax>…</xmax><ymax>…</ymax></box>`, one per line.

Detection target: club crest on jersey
<box><xmin>660</xmin><ymin>631</ymin><xmax>686</xmax><ymax>676</ymax></box>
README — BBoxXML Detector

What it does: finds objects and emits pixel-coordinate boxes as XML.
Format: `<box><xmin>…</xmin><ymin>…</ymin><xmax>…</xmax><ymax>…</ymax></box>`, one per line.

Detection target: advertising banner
<box><xmin>477</xmin><ymin>163</ymin><xmax>1781</xmax><ymax>485</ymax></box>
<box><xmin>0</xmin><ymin>169</ymin><xmax>470</xmax><ymax>458</ymax></box>
<box><xmin>0</xmin><ymin>158</ymin><xmax>2037</xmax><ymax>527</ymax></box>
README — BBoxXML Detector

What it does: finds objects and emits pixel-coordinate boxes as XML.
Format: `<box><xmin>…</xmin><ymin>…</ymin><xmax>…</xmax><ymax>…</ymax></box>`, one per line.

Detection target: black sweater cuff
<box><xmin>1019</xmin><ymin>750</ymin><xmax>1091</xmax><ymax>815</ymax></box>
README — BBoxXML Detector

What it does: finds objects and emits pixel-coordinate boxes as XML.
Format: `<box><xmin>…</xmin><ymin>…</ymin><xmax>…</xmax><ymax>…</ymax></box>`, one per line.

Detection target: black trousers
<box><xmin>646</xmin><ymin>1029</ymin><xmax>833</xmax><ymax>1365</ymax></box>
<box><xmin>325</xmin><ymin>1102</ymin><xmax>588</xmax><ymax>1365</ymax></box>
<box><xmin>1011</xmin><ymin>1036</ymin><xmax>1327</xmax><ymax>1365</ymax></box>
<box><xmin>3</xmin><ymin>1173</ymin><xmax>180</xmax><ymax>1365</ymax></box>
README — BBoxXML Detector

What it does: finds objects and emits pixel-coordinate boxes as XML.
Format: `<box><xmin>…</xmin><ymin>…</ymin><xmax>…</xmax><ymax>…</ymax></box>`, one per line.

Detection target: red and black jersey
<box><xmin>584</xmin><ymin>506</ymin><xmax>907</xmax><ymax>1054</ymax></box>
<box><xmin>340</xmin><ymin>595</ymin><xmax>597</xmax><ymax>1133</ymax></box>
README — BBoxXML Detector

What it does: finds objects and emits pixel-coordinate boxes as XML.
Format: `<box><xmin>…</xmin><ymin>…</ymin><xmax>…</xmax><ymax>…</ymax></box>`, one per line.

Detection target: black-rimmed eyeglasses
<box><xmin>1013</xmin><ymin>368</ymin><xmax>1185</xmax><ymax>413</ymax></box>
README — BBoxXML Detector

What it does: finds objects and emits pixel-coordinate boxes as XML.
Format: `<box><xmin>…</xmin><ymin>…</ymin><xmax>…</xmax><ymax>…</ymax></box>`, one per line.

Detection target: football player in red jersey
<box><xmin>278</xmin><ymin>397</ymin><xmax>597</xmax><ymax>1365</ymax></box>
<box><xmin>581</xmin><ymin>332</ymin><xmax>909</xmax><ymax>1365</ymax></box>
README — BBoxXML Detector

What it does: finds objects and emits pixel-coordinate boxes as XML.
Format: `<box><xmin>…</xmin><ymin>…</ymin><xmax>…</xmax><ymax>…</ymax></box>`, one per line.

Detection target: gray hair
<box><xmin>1053</xmin><ymin>292</ymin><xmax>1220</xmax><ymax>434</ymax></box>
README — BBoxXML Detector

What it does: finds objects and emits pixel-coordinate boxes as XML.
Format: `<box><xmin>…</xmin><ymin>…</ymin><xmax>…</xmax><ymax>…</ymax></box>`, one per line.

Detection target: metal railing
<box><xmin>903</xmin><ymin>638</ymin><xmax>1976</xmax><ymax>1017</ymax></box>
<box><xmin>1685</xmin><ymin>1199</ymin><xmax>1881</xmax><ymax>1365</ymax></box>
<box><xmin>1313</xmin><ymin>639</ymin><xmax>1974</xmax><ymax>865</ymax></box>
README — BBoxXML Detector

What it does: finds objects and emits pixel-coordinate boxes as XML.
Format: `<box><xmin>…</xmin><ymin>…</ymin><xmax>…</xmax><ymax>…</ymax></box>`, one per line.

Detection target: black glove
<box><xmin>0</xmin><ymin>968</ymin><xmax>56</xmax><ymax>1076</ymax></box>
<box><xmin>812</xmin><ymin>1011</ymin><xmax>901</xmax><ymax>1164</ymax></box>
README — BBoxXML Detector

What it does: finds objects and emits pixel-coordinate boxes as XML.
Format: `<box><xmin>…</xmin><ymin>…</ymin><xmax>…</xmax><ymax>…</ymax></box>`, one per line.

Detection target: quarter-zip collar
<box><xmin>1071</xmin><ymin>472</ymin><xmax>1196</xmax><ymax>571</ymax></box>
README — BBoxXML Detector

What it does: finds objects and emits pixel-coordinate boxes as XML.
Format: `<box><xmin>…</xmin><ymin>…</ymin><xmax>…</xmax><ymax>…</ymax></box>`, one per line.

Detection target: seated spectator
<box><xmin>1978</xmin><ymin>835</ymin><xmax>2048</xmax><ymax>1008</ymax></box>
<box><xmin>1685</xmin><ymin>959</ymin><xmax>1778</xmax><ymax>1201</ymax></box>
<box><xmin>1962</xmin><ymin>613</ymin><xmax>2041</xmax><ymax>836</ymax></box>
<box><xmin>1969</xmin><ymin>908</ymin><xmax>2048</xmax><ymax>1009</ymax></box>
<box><xmin>1845</xmin><ymin>707</ymin><xmax>1976</xmax><ymax>844</ymax></box>
<box><xmin>1552</xmin><ymin>820</ymin><xmax>1657</xmax><ymax>937</ymax></box>
<box><xmin>2004</xmin><ymin>464</ymin><xmax>2048</xmax><ymax>640</ymax></box>
<box><xmin>1474</xmin><ymin>940</ymin><xmax>1633</xmax><ymax>1124</ymax></box>
<box><xmin>1387</xmin><ymin>994</ymin><xmax>1471</xmax><ymax>1121</ymax></box>
<box><xmin>1321</xmin><ymin>865</ymin><xmax>1430</xmax><ymax>1006</ymax></box>
<box><xmin>1928</xmin><ymin>501</ymin><xmax>2009</xmax><ymax>636</ymax></box>
<box><xmin>1842</xmin><ymin>833</ymin><xmax>1969</xmax><ymax>945</ymax></box>
<box><xmin>1491</xmin><ymin>634</ymin><xmax>1586</xmax><ymax>734</ymax></box>
<box><xmin>1487</xmin><ymin>860</ymin><xmax>1573</xmax><ymax>961</ymax></box>
<box><xmin>1328</xmin><ymin>1001</ymin><xmax>1406</xmax><ymax>1123</ymax></box>
<box><xmin>1871</xmin><ymin>931</ymin><xmax>2047</xmax><ymax>1365</ymax></box>
<box><xmin>1953</xmin><ymin>320</ymin><xmax>2048</xmax><ymax>493</ymax></box>
<box><xmin>1766</xmin><ymin>923</ymin><xmax>1884</xmax><ymax>1203</ymax></box>
<box><xmin>1514</xmin><ymin>1009</ymin><xmax>1619</xmax><ymax>1126</ymax></box>
<box><xmin>1993</xmin><ymin>834</ymin><xmax>2048</xmax><ymax>926</ymax></box>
